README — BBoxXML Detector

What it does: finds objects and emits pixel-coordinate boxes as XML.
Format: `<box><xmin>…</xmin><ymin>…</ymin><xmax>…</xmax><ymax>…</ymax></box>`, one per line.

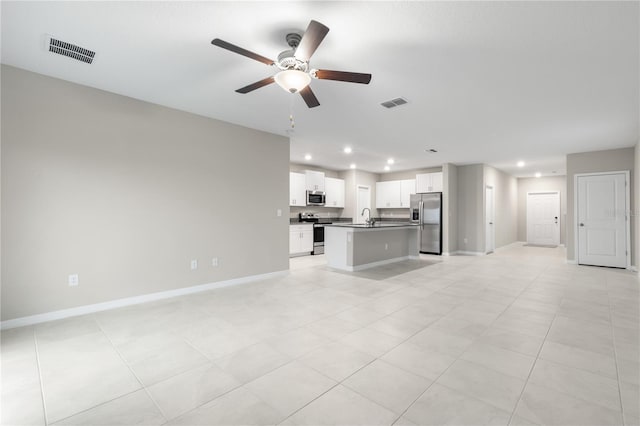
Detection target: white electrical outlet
<box><xmin>212</xmin><ymin>257</ymin><xmax>219</xmax><ymax>267</ymax></box>
<box><xmin>385</xmin><ymin>243</ymin><xmax>388</xmax><ymax>250</ymax></box>
<box><xmin>68</xmin><ymin>274</ymin><xmax>79</xmax><ymax>287</ymax></box>
<box><xmin>190</xmin><ymin>259</ymin><xmax>198</xmax><ymax>270</ymax></box>
<box><xmin>276</xmin><ymin>209</ymin><xmax>282</xmax><ymax>217</ymax></box>
<box><xmin>464</xmin><ymin>238</ymin><xmax>468</xmax><ymax>244</ymax></box>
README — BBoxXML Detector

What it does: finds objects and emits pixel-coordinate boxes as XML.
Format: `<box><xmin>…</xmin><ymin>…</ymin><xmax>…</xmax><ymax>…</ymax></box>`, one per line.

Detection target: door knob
<box><xmin>579</xmin><ymin>223</ymin><xmax>585</xmax><ymax>227</ymax></box>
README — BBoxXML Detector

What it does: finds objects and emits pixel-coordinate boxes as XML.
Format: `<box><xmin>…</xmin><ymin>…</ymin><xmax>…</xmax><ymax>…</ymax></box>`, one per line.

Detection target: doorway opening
<box><xmin>355</xmin><ymin>185</ymin><xmax>371</xmax><ymax>225</ymax></box>
<box><xmin>526</xmin><ymin>191</ymin><xmax>560</xmax><ymax>247</ymax></box>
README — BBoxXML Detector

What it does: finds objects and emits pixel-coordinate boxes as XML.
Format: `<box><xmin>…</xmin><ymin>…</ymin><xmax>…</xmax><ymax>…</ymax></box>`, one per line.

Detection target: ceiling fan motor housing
<box><xmin>276</xmin><ymin>32</ymin><xmax>308</xmax><ymax>72</ymax></box>
<box><xmin>277</xmin><ymin>49</ymin><xmax>308</xmax><ymax>72</ymax></box>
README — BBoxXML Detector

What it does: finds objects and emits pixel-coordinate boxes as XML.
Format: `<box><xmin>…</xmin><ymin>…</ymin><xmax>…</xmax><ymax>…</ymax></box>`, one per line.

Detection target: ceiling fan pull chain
<box><xmin>289</xmin><ymin>94</ymin><xmax>295</xmax><ymax>129</ymax></box>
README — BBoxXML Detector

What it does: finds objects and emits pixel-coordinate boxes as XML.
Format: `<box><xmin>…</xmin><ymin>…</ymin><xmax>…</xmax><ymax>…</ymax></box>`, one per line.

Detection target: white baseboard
<box><xmin>1</xmin><ymin>270</ymin><xmax>289</xmax><ymax>330</ymax></box>
<box><xmin>566</xmin><ymin>259</ymin><xmax>577</xmax><ymax>264</ymax></box>
<box><xmin>629</xmin><ymin>265</ymin><xmax>638</xmax><ymax>272</ymax></box>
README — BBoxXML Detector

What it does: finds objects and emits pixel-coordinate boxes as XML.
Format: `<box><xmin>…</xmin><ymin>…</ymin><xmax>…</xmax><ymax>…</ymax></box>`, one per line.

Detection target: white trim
<box><xmin>355</xmin><ymin>184</ymin><xmax>371</xmax><ymax>225</ymax></box>
<box><xmin>485</xmin><ymin>185</ymin><xmax>495</xmax><ymax>254</ymax></box>
<box><xmin>526</xmin><ymin>190</ymin><xmax>561</xmax><ymax>246</ymax></box>
<box><xmin>566</xmin><ymin>259</ymin><xmax>577</xmax><ymax>264</ymax></box>
<box><xmin>629</xmin><ymin>266</ymin><xmax>638</xmax><ymax>272</ymax></box>
<box><xmin>1</xmin><ymin>270</ymin><xmax>288</xmax><ymax>330</ymax></box>
<box><xmin>574</xmin><ymin>170</ymin><xmax>631</xmax><ymax>269</ymax></box>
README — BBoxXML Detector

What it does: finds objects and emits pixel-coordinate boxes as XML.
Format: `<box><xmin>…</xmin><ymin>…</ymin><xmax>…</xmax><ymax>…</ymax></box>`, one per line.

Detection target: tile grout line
<box><xmin>32</xmin><ymin>327</ymin><xmax>50</xmax><ymax>426</ymax></box>
<box><xmin>389</xmin><ymin>267</ymin><xmax>548</xmax><ymax>425</ymax></box>
<box><xmin>505</xmin><ymin>264</ymin><xmax>562</xmax><ymax>426</ymax></box>
<box><xmin>274</xmin><ymin>269</ymin><xmax>474</xmax><ymax>425</ymax></box>
<box><xmin>92</xmin><ymin>314</ymin><xmax>170</xmax><ymax>424</ymax></box>
<box><xmin>605</xmin><ymin>272</ymin><xmax>628</xmax><ymax>425</ymax></box>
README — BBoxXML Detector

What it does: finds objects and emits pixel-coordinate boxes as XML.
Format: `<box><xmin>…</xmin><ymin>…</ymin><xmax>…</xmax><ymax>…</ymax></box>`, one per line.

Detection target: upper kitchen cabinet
<box><xmin>416</xmin><ymin>172</ymin><xmax>443</xmax><ymax>193</ymax></box>
<box><xmin>376</xmin><ymin>181</ymin><xmax>400</xmax><ymax>208</ymax></box>
<box><xmin>325</xmin><ymin>177</ymin><xmax>345</xmax><ymax>208</ymax></box>
<box><xmin>400</xmin><ymin>179</ymin><xmax>416</xmax><ymax>207</ymax></box>
<box><xmin>305</xmin><ymin>170</ymin><xmax>325</xmax><ymax>192</ymax></box>
<box><xmin>376</xmin><ymin>179</ymin><xmax>416</xmax><ymax>208</ymax></box>
<box><xmin>289</xmin><ymin>172</ymin><xmax>306</xmax><ymax>206</ymax></box>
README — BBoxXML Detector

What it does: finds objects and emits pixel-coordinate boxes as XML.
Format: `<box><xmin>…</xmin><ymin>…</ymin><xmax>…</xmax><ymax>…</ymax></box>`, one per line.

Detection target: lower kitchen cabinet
<box><xmin>289</xmin><ymin>224</ymin><xmax>313</xmax><ymax>255</ymax></box>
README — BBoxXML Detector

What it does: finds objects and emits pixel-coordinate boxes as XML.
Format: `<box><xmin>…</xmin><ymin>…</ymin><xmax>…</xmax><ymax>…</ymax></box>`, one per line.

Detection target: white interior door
<box><xmin>527</xmin><ymin>192</ymin><xmax>560</xmax><ymax>246</ymax></box>
<box><xmin>486</xmin><ymin>186</ymin><xmax>495</xmax><ymax>254</ymax></box>
<box><xmin>355</xmin><ymin>185</ymin><xmax>371</xmax><ymax>224</ymax></box>
<box><xmin>577</xmin><ymin>173</ymin><xmax>628</xmax><ymax>268</ymax></box>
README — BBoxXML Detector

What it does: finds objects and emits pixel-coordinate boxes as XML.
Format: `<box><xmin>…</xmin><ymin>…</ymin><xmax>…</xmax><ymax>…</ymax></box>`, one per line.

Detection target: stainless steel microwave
<box><xmin>306</xmin><ymin>190</ymin><xmax>326</xmax><ymax>206</ymax></box>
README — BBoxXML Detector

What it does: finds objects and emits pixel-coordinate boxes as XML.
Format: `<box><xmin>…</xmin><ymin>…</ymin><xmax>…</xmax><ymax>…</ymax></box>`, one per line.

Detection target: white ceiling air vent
<box><xmin>381</xmin><ymin>97</ymin><xmax>408</xmax><ymax>109</ymax></box>
<box><xmin>46</xmin><ymin>35</ymin><xmax>95</xmax><ymax>64</ymax></box>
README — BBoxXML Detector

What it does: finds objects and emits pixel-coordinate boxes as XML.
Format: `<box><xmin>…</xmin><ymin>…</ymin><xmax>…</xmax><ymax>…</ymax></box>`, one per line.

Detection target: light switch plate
<box><xmin>68</xmin><ymin>274</ymin><xmax>79</xmax><ymax>287</ymax></box>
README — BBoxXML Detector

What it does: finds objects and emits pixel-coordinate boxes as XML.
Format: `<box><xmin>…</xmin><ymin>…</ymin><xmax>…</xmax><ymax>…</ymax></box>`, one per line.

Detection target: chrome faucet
<box><xmin>361</xmin><ymin>208</ymin><xmax>375</xmax><ymax>226</ymax></box>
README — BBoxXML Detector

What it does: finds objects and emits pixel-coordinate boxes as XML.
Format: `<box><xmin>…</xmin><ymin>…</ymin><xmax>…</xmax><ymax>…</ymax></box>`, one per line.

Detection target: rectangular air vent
<box><xmin>381</xmin><ymin>97</ymin><xmax>408</xmax><ymax>109</ymax></box>
<box><xmin>46</xmin><ymin>36</ymin><xmax>95</xmax><ymax>64</ymax></box>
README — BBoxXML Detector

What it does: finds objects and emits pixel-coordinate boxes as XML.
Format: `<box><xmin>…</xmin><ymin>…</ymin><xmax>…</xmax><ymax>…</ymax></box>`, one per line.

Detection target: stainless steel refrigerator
<box><xmin>410</xmin><ymin>192</ymin><xmax>442</xmax><ymax>255</ymax></box>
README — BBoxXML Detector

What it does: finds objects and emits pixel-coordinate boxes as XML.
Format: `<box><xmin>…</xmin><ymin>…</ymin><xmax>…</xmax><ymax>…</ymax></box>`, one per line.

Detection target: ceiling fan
<box><xmin>211</xmin><ymin>20</ymin><xmax>372</xmax><ymax>108</ymax></box>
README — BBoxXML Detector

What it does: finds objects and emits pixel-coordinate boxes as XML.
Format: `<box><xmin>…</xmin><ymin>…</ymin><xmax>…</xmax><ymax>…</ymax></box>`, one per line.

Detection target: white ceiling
<box><xmin>2</xmin><ymin>1</ymin><xmax>638</xmax><ymax>177</ymax></box>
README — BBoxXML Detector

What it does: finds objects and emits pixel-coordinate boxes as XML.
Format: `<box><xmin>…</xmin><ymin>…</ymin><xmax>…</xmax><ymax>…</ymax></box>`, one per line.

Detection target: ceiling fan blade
<box><xmin>211</xmin><ymin>38</ymin><xmax>274</xmax><ymax>66</ymax></box>
<box><xmin>299</xmin><ymin>86</ymin><xmax>320</xmax><ymax>108</ymax></box>
<box><xmin>235</xmin><ymin>76</ymin><xmax>275</xmax><ymax>94</ymax></box>
<box><xmin>314</xmin><ymin>69</ymin><xmax>372</xmax><ymax>84</ymax></box>
<box><xmin>294</xmin><ymin>20</ymin><xmax>329</xmax><ymax>62</ymax></box>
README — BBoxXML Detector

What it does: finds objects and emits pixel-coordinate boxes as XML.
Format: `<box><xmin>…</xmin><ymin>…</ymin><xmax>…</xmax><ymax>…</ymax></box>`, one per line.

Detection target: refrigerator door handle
<box><xmin>419</xmin><ymin>200</ymin><xmax>424</xmax><ymax>227</ymax></box>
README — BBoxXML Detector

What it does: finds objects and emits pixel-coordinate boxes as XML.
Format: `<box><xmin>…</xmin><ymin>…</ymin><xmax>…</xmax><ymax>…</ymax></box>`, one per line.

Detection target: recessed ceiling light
<box><xmin>384</xmin><ymin>165</ymin><xmax>390</xmax><ymax>171</ymax></box>
<box><xmin>304</xmin><ymin>154</ymin><xmax>312</xmax><ymax>161</ymax></box>
<box><xmin>535</xmin><ymin>172</ymin><xmax>541</xmax><ymax>178</ymax></box>
<box><xmin>349</xmin><ymin>163</ymin><xmax>356</xmax><ymax>169</ymax></box>
<box><xmin>387</xmin><ymin>158</ymin><xmax>394</xmax><ymax>165</ymax></box>
<box><xmin>343</xmin><ymin>147</ymin><xmax>352</xmax><ymax>154</ymax></box>
<box><xmin>517</xmin><ymin>161</ymin><xmax>525</xmax><ymax>167</ymax></box>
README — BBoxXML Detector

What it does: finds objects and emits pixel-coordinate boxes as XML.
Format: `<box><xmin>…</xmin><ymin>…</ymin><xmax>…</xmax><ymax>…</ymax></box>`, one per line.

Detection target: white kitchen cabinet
<box><xmin>376</xmin><ymin>179</ymin><xmax>415</xmax><ymax>208</ymax></box>
<box><xmin>289</xmin><ymin>224</ymin><xmax>313</xmax><ymax>255</ymax></box>
<box><xmin>376</xmin><ymin>181</ymin><xmax>401</xmax><ymax>208</ymax></box>
<box><xmin>305</xmin><ymin>170</ymin><xmax>325</xmax><ymax>192</ymax></box>
<box><xmin>416</xmin><ymin>172</ymin><xmax>443</xmax><ymax>193</ymax></box>
<box><xmin>290</xmin><ymin>172</ymin><xmax>306</xmax><ymax>206</ymax></box>
<box><xmin>399</xmin><ymin>179</ymin><xmax>416</xmax><ymax>207</ymax></box>
<box><xmin>324</xmin><ymin>177</ymin><xmax>345</xmax><ymax>208</ymax></box>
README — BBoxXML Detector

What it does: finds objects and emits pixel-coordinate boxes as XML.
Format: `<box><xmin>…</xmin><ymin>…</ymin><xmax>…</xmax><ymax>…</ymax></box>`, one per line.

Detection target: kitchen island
<box><xmin>324</xmin><ymin>223</ymin><xmax>420</xmax><ymax>271</ymax></box>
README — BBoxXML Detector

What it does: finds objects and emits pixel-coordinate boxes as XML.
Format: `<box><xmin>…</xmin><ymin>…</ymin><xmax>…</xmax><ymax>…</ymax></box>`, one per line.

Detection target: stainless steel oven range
<box><xmin>299</xmin><ymin>212</ymin><xmax>332</xmax><ymax>255</ymax></box>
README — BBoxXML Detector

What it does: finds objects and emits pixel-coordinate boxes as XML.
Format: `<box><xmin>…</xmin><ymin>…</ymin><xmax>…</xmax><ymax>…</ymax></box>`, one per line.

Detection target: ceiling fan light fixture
<box><xmin>274</xmin><ymin>70</ymin><xmax>311</xmax><ymax>93</ymax></box>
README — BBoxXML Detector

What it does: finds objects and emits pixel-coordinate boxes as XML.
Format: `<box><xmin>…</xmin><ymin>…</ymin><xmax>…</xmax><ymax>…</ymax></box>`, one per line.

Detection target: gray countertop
<box><xmin>326</xmin><ymin>222</ymin><xmax>418</xmax><ymax>228</ymax></box>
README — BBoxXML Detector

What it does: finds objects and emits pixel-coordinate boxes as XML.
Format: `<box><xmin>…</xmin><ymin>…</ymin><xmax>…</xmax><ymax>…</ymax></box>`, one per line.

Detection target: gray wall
<box><xmin>1</xmin><ymin>65</ymin><xmax>290</xmax><ymax>321</ymax></box>
<box><xmin>517</xmin><ymin>176</ymin><xmax>567</xmax><ymax>244</ymax></box>
<box><xmin>484</xmin><ymin>165</ymin><xmax>518</xmax><ymax>249</ymax></box>
<box><xmin>566</xmin><ymin>147</ymin><xmax>635</xmax><ymax>263</ymax></box>
<box><xmin>341</xmin><ymin>169</ymin><xmax>380</xmax><ymax>221</ymax></box>
<box><xmin>456</xmin><ymin>164</ymin><xmax>485</xmax><ymax>253</ymax></box>
<box><xmin>443</xmin><ymin>163</ymin><xmax>458</xmax><ymax>254</ymax></box>
<box><xmin>378</xmin><ymin>166</ymin><xmax>442</xmax><ymax>182</ymax></box>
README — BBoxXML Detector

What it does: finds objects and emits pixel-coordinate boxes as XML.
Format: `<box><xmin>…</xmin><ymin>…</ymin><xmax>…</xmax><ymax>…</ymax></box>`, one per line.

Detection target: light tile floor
<box><xmin>2</xmin><ymin>244</ymin><xmax>639</xmax><ymax>425</ymax></box>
